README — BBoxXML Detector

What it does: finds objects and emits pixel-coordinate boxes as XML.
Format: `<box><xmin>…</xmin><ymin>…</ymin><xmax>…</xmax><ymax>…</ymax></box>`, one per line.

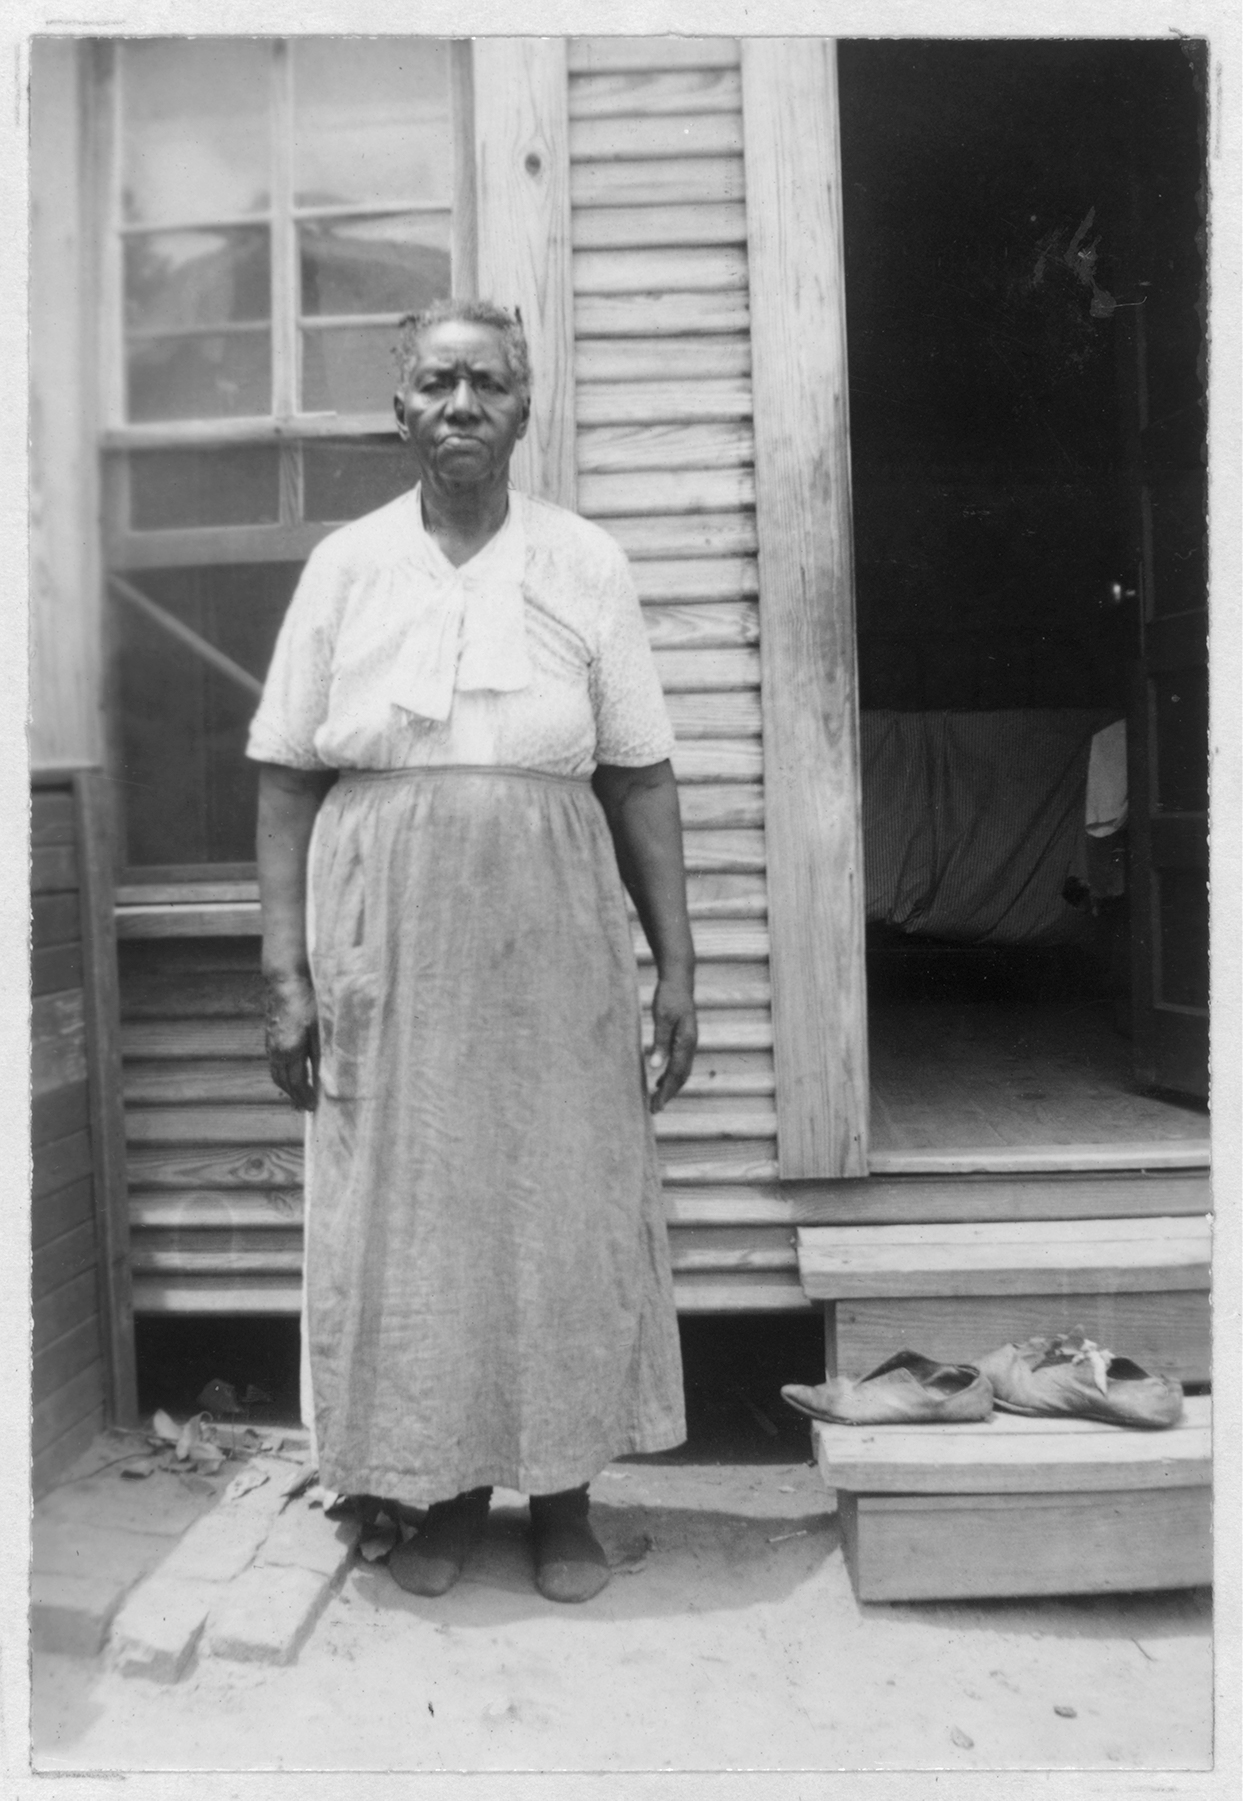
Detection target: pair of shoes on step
<box><xmin>780</xmin><ymin>1330</ymin><xmax>1184</xmax><ymax>1430</ymax></box>
<box><xmin>387</xmin><ymin>1483</ymin><xmax>611</xmax><ymax>1603</ymax></box>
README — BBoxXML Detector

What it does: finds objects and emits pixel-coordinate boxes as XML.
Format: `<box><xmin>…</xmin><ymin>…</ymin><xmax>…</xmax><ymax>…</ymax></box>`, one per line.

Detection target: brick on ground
<box><xmin>31</xmin><ymin>1572</ymin><xmax>132</xmax><ymax>1658</ymax></box>
<box><xmin>204</xmin><ymin>1564</ymin><xmax>336</xmax><ymax>1666</ymax></box>
<box><xmin>255</xmin><ymin>1499</ymin><xmax>359</xmax><ymax>1581</ymax></box>
<box><xmin>110</xmin><ymin>1577</ymin><xmax>219</xmax><ymax>1683</ymax></box>
<box><xmin>156</xmin><ymin>1506</ymin><xmax>272</xmax><ymax>1584</ymax></box>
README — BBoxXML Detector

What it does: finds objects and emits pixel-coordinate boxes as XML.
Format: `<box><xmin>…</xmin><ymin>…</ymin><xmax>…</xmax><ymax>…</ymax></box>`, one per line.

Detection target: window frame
<box><xmin>93</xmin><ymin>36</ymin><xmax>476</xmax><ymax>879</ymax></box>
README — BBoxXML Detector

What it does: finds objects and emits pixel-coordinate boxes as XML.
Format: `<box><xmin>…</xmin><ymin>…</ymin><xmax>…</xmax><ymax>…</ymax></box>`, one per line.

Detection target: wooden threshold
<box><xmin>869</xmin><ymin>1144</ymin><xmax>1210</xmax><ymax>1175</ymax></box>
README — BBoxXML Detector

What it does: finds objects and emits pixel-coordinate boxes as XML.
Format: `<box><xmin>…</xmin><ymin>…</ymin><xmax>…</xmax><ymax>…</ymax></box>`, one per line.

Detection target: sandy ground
<box><xmin>32</xmin><ymin>1456</ymin><xmax>1214</xmax><ymax>1775</ymax></box>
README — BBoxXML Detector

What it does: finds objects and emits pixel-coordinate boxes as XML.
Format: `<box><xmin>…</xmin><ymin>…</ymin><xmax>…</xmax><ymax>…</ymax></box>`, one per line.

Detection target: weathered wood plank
<box><xmin>31</xmin><ymin>1176</ymin><xmax>95</xmax><ymax>1251</ymax></box>
<box><xmin>582</xmin><ymin>467</ymin><xmax>754</xmax><ymax>518</ymax></box>
<box><xmin>32</xmin><ymin>1314</ymin><xmax>104</xmax><ymax>1408</ymax></box>
<box><xmin>32</xmin><ymin>943</ymin><xmax>84</xmax><ymax>997</ymax></box>
<box><xmin>568</xmin><ymin>67</ymin><xmax>742</xmax><ymax>120</ymax></box>
<box><xmin>580</xmin><ymin>380</ymin><xmax>753</xmax><ymax>426</ymax></box>
<box><xmin>31</xmin><ymin>845</ymin><xmax>80</xmax><ymax>892</ymax></box>
<box><xmin>645</xmin><ymin>601</ymin><xmax>759</xmax><ymax>650</ymax></box>
<box><xmin>31</xmin><ymin>990</ymin><xmax>87</xmax><ymax>1095</ymax></box>
<box><xmin>32</xmin><ymin>1361</ymin><xmax>107</xmax><ymax>1459</ymax></box>
<box><xmin>579</xmin><ymin>420</ymin><xmax>753</xmax><ymax>474</ymax></box>
<box><xmin>658</xmin><ymin>1140</ymin><xmax>778</xmax><ymax>1185</ymax></box>
<box><xmin>131</xmin><ymin>1277</ymin><xmax>302</xmax><ymax>1314</ymax></box>
<box><xmin>33</xmin><ymin>1268</ymin><xmax>99</xmax><ymax>1356</ymax></box>
<box><xmin>680</xmin><ymin>827</ymin><xmax>765</xmax><ymax>872</ymax></box>
<box><xmin>603</xmin><ymin>511</ymin><xmax>758</xmax><ymax>561</ymax></box>
<box><xmin>32</xmin><ymin>1128</ymin><xmax>93</xmax><ymax>1201</ymax></box>
<box><xmin>568</xmin><ymin>39</ymin><xmax>740</xmax><ymax>75</ymax></box>
<box><xmin>842</xmin><ymin>1487</ymin><xmax>1212</xmax><ymax>1602</ymax></box>
<box><xmin>576</xmin><ymin>336</ymin><xmax>751</xmax><ymax>383</ymax></box>
<box><xmin>577</xmin><ymin>291</ymin><xmax>749</xmax><ymax>340</ymax></box>
<box><xmin>130</xmin><ymin>1191</ymin><xmax>304</xmax><ymax>1231</ymax></box>
<box><xmin>33</xmin><ymin>1220</ymin><xmax>98</xmax><ymax>1302</ymax></box>
<box><xmin>644</xmin><ymin>558</ymin><xmax>760</xmax><ymax>608</ymax></box>
<box><xmin>570</xmin><ymin>113</ymin><xmax>743</xmax><ymax>163</ymax></box>
<box><xmin>671</xmin><ymin>741</ymin><xmax>764</xmax><ymax>784</ymax></box>
<box><xmin>32</xmin><ymin>891</ymin><xmax>81</xmax><ymax>948</ymax></box>
<box><xmin>128</xmin><ymin>1145</ymin><xmax>305</xmax><ymax>1192</ymax></box>
<box><xmin>31</xmin><ymin>791</ymin><xmax>76</xmax><ymax>845</ymax></box>
<box><xmin>32</xmin><ymin>1080</ymin><xmax>90</xmax><ymax>1147</ymax></box>
<box><xmin>797</xmin><ymin>1215</ymin><xmax>1211</xmax><ymax>1298</ymax></box>
<box><xmin>572</xmin><ymin>158</ymin><xmax>745</xmax><ymax>210</ymax></box>
<box><xmin>814</xmin><ymin>1396</ymin><xmax>1212</xmax><ymax>1495</ymax></box>
<box><xmin>574</xmin><ymin>245</ymin><xmax>748</xmax><ymax>296</ymax></box>
<box><xmin>868</xmin><ymin>1144</ymin><xmax>1210</xmax><ymax>1175</ymax></box>
<box><xmin>666</xmin><ymin>691</ymin><xmax>762</xmax><ymax>739</ymax></box>
<box><xmin>473</xmin><ymin>39</ymin><xmax>575</xmax><ymax>508</ymax></box>
<box><xmin>677</xmin><ymin>785</ymin><xmax>765</xmax><ymax>829</ymax></box>
<box><xmin>573</xmin><ymin>202</ymin><xmax>747</xmax><ymax>250</ymax></box>
<box><xmin>832</xmin><ymin>1292</ymin><xmax>1211</xmax><ymax>1387</ymax></box>
<box><xmin>667</xmin><ymin>1226</ymin><xmax>797</xmax><ymax>1273</ymax></box>
<box><xmin>672</xmin><ymin>1271</ymin><xmax>810</xmax><ymax>1312</ymax></box>
<box><xmin>124</xmin><ymin>1097</ymin><xmax>778</xmax><ymax>1148</ymax></box>
<box><xmin>120</xmin><ymin>967</ymin><xmax>266</xmax><ymax>1016</ymax></box>
<box><xmin>656</xmin><ymin>646</ymin><xmax>760</xmax><ymax>689</ymax></box>
<box><xmin>743</xmin><ymin>40</ymin><xmax>867</xmax><ymax>1180</ymax></box>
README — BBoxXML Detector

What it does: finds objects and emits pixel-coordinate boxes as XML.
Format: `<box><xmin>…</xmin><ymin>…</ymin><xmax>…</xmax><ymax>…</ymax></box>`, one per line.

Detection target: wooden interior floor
<box><xmin>868</xmin><ymin>1002</ymin><xmax>1210</xmax><ymax>1152</ymax></box>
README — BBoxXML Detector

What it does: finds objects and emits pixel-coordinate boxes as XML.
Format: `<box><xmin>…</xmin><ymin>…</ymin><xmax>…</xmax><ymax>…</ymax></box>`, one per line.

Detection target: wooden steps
<box><xmin>815</xmin><ymin>1398</ymin><xmax>1212</xmax><ymax>1601</ymax></box>
<box><xmin>798</xmin><ymin>1217</ymin><xmax>1211</xmax><ymax>1384</ymax></box>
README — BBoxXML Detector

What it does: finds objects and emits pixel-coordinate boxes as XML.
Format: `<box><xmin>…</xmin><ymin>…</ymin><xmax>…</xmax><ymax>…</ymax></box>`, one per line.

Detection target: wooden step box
<box><xmin>816</xmin><ymin>1398</ymin><xmax>1212</xmax><ymax>1602</ymax></box>
<box><xmin>796</xmin><ymin>1216</ymin><xmax>1211</xmax><ymax>1386</ymax></box>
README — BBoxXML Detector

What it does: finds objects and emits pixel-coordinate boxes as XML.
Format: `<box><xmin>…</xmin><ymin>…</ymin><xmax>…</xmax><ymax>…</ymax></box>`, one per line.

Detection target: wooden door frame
<box><xmin>741</xmin><ymin>39</ymin><xmax>868</xmax><ymax>1179</ymax></box>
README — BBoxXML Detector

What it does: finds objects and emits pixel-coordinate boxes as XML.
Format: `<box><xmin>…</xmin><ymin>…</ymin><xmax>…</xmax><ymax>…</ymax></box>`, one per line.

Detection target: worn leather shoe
<box><xmin>781</xmin><ymin>1349</ymin><xmax>994</xmax><ymax>1425</ymax></box>
<box><xmin>976</xmin><ymin>1330</ymin><xmax>1184</xmax><ymax>1428</ymax></box>
<box><xmin>388</xmin><ymin>1485</ymin><xmax>492</xmax><ymax>1596</ymax></box>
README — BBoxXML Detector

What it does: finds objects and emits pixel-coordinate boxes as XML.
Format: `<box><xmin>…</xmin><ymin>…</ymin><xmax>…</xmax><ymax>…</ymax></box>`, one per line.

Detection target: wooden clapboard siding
<box><xmin>742</xmin><ymin>40</ymin><xmax>868</xmax><ymax>1179</ymax></box>
<box><xmin>567</xmin><ymin>34</ymin><xmax>781</xmax><ymax>1307</ymax></box>
<box><xmin>30</xmin><ymin>772</ymin><xmax>136</xmax><ymax>1497</ymax></box>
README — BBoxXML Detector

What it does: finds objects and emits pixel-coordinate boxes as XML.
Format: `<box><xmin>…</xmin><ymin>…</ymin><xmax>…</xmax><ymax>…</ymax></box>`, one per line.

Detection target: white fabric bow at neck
<box><xmin>388</xmin><ymin>487</ymin><xmax>533</xmax><ymax>724</ymax></box>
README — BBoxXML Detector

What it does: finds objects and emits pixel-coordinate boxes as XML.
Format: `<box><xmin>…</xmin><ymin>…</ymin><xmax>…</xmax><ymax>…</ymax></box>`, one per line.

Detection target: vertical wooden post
<box><xmin>472</xmin><ymin>39</ymin><xmax>576</xmax><ymax>509</ymax></box>
<box><xmin>74</xmin><ymin>769</ymin><xmax>138</xmax><ymax>1426</ymax></box>
<box><xmin>29</xmin><ymin>41</ymin><xmax>104</xmax><ymax>768</ymax></box>
<box><xmin>742</xmin><ymin>39</ymin><xmax>868</xmax><ymax>1179</ymax></box>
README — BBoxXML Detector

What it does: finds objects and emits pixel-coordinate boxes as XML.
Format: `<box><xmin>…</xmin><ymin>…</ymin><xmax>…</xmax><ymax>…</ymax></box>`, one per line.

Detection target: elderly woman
<box><xmin>247</xmin><ymin>298</ymin><xmax>695</xmax><ymax>1604</ymax></box>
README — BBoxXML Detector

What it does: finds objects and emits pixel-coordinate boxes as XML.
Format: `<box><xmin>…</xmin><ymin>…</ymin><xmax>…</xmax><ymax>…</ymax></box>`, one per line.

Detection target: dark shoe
<box><xmin>781</xmin><ymin>1350</ymin><xmax>994</xmax><ymax>1425</ymax></box>
<box><xmin>388</xmin><ymin>1486</ymin><xmax>492</xmax><ymax>1596</ymax></box>
<box><xmin>976</xmin><ymin>1330</ymin><xmax>1184</xmax><ymax>1429</ymax></box>
<box><xmin>530</xmin><ymin>1485</ymin><xmax>611</xmax><ymax>1603</ymax></box>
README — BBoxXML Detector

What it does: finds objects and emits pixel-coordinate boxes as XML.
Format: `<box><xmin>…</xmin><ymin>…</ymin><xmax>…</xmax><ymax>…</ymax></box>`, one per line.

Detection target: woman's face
<box><xmin>396</xmin><ymin>321</ymin><xmax>529</xmax><ymax>492</ymax></box>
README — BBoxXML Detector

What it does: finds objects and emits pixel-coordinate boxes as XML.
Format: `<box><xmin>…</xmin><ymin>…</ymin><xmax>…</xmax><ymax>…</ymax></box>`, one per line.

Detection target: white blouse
<box><xmin>246</xmin><ymin>486</ymin><xmax>675</xmax><ymax>779</ymax></box>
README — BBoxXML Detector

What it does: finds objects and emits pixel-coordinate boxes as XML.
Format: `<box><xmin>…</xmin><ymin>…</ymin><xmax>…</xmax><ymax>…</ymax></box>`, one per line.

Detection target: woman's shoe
<box><xmin>388</xmin><ymin>1486</ymin><xmax>492</xmax><ymax>1596</ymax></box>
<box><xmin>529</xmin><ymin>1485</ymin><xmax>611</xmax><ymax>1603</ymax></box>
<box><xmin>781</xmin><ymin>1350</ymin><xmax>994</xmax><ymax>1425</ymax></box>
<box><xmin>976</xmin><ymin>1330</ymin><xmax>1184</xmax><ymax>1428</ymax></box>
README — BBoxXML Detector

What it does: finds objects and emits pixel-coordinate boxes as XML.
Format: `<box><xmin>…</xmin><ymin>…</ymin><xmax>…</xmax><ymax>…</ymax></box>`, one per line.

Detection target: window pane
<box><xmin>121</xmin><ymin>39</ymin><xmax>271</xmax><ymax>225</ymax></box>
<box><xmin>125</xmin><ymin>227</ymin><xmax>270</xmax><ymax>335</ymax></box>
<box><xmin>304</xmin><ymin>441</ymin><xmax>414</xmax><ymax>521</ymax></box>
<box><xmin>115</xmin><ymin>566</ymin><xmax>298</xmax><ymax>867</ymax></box>
<box><xmin>292</xmin><ymin>39</ymin><xmax>453</xmax><ymax>208</ymax></box>
<box><xmin>301</xmin><ymin>324</ymin><xmax>402</xmax><ymax>414</ymax></box>
<box><xmin>129</xmin><ymin>447</ymin><xmax>281</xmax><ymax>530</ymax></box>
<box><xmin>299</xmin><ymin>213</ymin><xmax>451</xmax><ymax>318</ymax></box>
<box><xmin>126</xmin><ymin>331</ymin><xmax>272</xmax><ymax>422</ymax></box>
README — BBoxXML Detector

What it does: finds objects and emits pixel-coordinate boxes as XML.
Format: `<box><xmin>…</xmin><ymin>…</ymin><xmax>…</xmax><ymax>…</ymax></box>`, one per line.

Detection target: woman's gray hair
<box><xmin>395</xmin><ymin>299</ymin><xmax>532</xmax><ymax>405</ymax></box>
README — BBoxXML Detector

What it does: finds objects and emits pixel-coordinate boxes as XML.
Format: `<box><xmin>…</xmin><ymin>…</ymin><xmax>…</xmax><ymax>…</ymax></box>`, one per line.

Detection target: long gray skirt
<box><xmin>304</xmin><ymin>766</ymin><xmax>686</xmax><ymax>1506</ymax></box>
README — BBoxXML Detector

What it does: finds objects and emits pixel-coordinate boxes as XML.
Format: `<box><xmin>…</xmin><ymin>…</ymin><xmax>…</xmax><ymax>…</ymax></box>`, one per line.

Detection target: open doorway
<box><xmin>837</xmin><ymin>39</ymin><xmax>1209</xmax><ymax>1158</ymax></box>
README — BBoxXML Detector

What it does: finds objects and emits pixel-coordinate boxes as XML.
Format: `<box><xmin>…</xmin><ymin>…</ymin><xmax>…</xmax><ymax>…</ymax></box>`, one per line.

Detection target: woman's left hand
<box><xmin>647</xmin><ymin>978</ymin><xmax>697</xmax><ymax>1113</ymax></box>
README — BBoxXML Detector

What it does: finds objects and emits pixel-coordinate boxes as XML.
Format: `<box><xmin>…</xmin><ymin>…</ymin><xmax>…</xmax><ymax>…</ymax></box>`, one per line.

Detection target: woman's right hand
<box><xmin>264</xmin><ymin>970</ymin><xmax>320</xmax><ymax>1111</ymax></box>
